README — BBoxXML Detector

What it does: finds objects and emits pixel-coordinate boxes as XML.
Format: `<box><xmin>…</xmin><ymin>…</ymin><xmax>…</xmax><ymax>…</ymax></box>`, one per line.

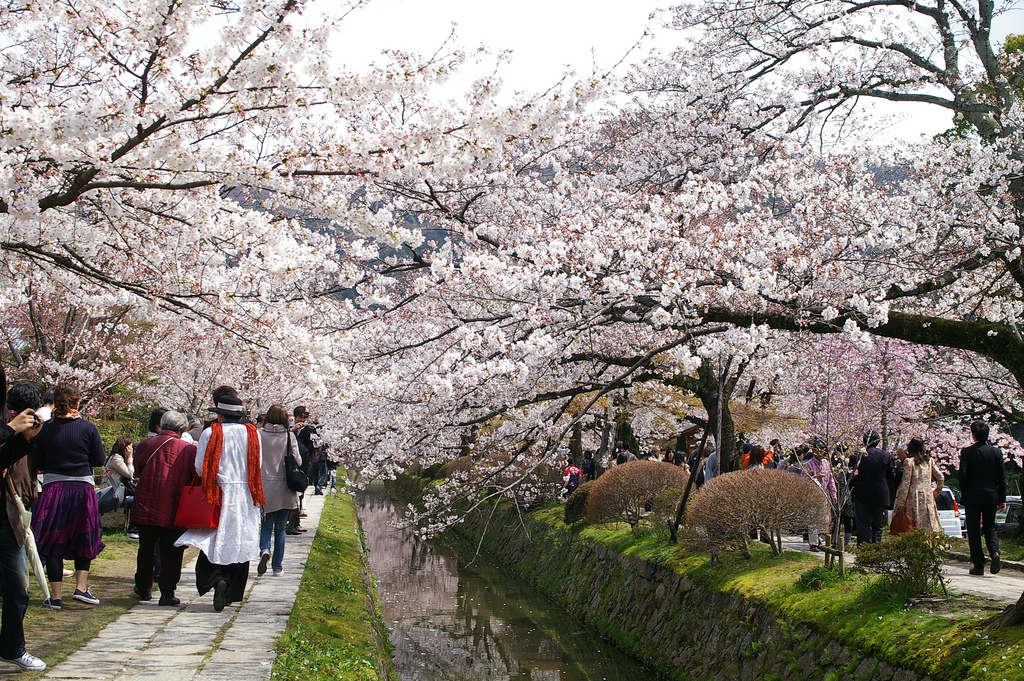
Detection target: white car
<box><xmin>935</xmin><ymin>489</ymin><xmax>964</xmax><ymax>538</ymax></box>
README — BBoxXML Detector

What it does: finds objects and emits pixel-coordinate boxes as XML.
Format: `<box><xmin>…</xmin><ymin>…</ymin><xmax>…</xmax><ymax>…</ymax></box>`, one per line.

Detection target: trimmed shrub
<box><xmin>585</xmin><ymin>461</ymin><xmax>690</xmax><ymax>530</ymax></box>
<box><xmin>649</xmin><ymin>488</ymin><xmax>685</xmax><ymax>536</ymax></box>
<box><xmin>855</xmin><ymin>529</ymin><xmax>949</xmax><ymax>597</ymax></box>
<box><xmin>564</xmin><ymin>480</ymin><xmax>595</xmax><ymax>525</ymax></box>
<box><xmin>685</xmin><ymin>469</ymin><xmax>830</xmax><ymax>559</ymax></box>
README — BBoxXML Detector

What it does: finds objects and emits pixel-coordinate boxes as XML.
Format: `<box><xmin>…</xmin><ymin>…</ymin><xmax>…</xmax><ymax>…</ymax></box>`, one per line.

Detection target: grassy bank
<box><xmin>272</xmin><ymin>493</ymin><xmax>392</xmax><ymax>681</ymax></box>
<box><xmin>524</xmin><ymin>503</ymin><xmax>1022</xmax><ymax>681</ymax></box>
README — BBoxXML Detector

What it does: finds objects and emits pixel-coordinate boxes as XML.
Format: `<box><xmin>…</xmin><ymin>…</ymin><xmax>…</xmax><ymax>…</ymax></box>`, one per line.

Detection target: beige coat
<box><xmin>894</xmin><ymin>457</ymin><xmax>943</xmax><ymax>532</ymax></box>
<box><xmin>258</xmin><ymin>425</ymin><xmax>302</xmax><ymax>513</ymax></box>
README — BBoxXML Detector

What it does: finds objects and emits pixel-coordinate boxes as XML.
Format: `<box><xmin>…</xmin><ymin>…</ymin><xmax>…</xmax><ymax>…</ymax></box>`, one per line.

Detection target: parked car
<box><xmin>935</xmin><ymin>489</ymin><xmax>964</xmax><ymax>538</ymax></box>
<box><xmin>996</xmin><ymin>496</ymin><xmax>1022</xmax><ymax>538</ymax></box>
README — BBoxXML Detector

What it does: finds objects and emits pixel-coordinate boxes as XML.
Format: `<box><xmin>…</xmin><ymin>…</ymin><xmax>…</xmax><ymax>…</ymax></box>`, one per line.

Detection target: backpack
<box><xmin>580</xmin><ymin>458</ymin><xmax>594</xmax><ymax>475</ymax></box>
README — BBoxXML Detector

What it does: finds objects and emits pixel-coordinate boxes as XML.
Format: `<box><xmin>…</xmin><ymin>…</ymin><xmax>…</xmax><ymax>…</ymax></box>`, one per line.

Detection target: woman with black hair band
<box><xmin>30</xmin><ymin>382</ymin><xmax>106</xmax><ymax>609</ymax></box>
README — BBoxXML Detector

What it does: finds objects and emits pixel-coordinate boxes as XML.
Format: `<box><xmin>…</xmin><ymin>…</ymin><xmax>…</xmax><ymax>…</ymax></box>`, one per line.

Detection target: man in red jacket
<box><xmin>131</xmin><ymin>410</ymin><xmax>196</xmax><ymax>606</ymax></box>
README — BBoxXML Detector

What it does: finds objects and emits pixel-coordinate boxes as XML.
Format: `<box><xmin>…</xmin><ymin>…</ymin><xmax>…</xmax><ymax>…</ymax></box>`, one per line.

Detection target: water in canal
<box><xmin>357</xmin><ymin>488</ymin><xmax>660</xmax><ymax>681</ymax></box>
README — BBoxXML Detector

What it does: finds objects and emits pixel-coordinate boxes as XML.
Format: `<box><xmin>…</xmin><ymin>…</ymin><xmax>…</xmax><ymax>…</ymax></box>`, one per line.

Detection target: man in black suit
<box><xmin>959</xmin><ymin>421</ymin><xmax>1006</xmax><ymax>575</ymax></box>
<box><xmin>852</xmin><ymin>431</ymin><xmax>894</xmax><ymax>545</ymax></box>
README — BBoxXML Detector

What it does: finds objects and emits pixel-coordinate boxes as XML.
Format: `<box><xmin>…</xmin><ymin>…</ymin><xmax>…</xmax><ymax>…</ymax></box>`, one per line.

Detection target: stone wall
<box><xmin>460</xmin><ymin>508</ymin><xmax>929</xmax><ymax>681</ymax></box>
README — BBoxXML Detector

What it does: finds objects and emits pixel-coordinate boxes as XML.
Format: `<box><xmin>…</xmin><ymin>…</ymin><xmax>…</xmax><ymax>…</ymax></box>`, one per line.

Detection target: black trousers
<box><xmin>854</xmin><ymin>499</ymin><xmax>885</xmax><ymax>545</ymax></box>
<box><xmin>964</xmin><ymin>502</ymin><xmax>999</xmax><ymax>569</ymax></box>
<box><xmin>135</xmin><ymin>525</ymin><xmax>185</xmax><ymax>598</ymax></box>
<box><xmin>195</xmin><ymin>552</ymin><xmax>249</xmax><ymax>605</ymax></box>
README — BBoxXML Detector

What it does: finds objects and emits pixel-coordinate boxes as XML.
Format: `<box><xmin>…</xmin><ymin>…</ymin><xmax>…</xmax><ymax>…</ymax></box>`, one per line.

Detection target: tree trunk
<box><xmin>996</xmin><ymin>591</ymin><xmax>1024</xmax><ymax>627</ymax></box>
<box><xmin>615</xmin><ymin>419</ymin><xmax>639</xmax><ymax>455</ymax></box>
<box><xmin>569</xmin><ymin>422</ymin><xmax>583</xmax><ymax>459</ymax></box>
<box><xmin>696</xmin><ymin>359</ymin><xmax>739</xmax><ymax>473</ymax></box>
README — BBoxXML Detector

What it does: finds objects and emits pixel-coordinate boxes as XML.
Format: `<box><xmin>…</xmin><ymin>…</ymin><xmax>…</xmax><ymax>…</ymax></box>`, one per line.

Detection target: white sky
<box><xmin>331</xmin><ymin>0</ymin><xmax>670</xmax><ymax>92</ymax></box>
<box><xmin>327</xmin><ymin>0</ymin><xmax>1024</xmax><ymax>142</ymax></box>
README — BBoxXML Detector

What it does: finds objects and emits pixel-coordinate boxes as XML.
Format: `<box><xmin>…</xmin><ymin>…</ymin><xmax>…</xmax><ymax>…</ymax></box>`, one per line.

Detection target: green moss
<box><xmin>272</xmin><ymin>494</ymin><xmax>391</xmax><ymax>681</ymax></box>
<box><xmin>496</xmin><ymin>502</ymin><xmax>1019</xmax><ymax>681</ymax></box>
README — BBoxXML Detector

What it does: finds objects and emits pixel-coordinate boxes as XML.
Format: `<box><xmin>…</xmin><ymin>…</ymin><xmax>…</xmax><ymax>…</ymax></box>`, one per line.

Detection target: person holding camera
<box><xmin>0</xmin><ymin>374</ymin><xmax>46</xmax><ymax>672</ymax></box>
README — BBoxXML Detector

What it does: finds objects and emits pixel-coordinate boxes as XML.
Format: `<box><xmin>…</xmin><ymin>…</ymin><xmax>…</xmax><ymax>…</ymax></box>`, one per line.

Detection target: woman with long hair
<box><xmin>30</xmin><ymin>382</ymin><xmax>106</xmax><ymax>608</ymax></box>
<box><xmin>892</xmin><ymin>437</ymin><xmax>944</xmax><ymax>533</ymax></box>
<box><xmin>105</xmin><ymin>436</ymin><xmax>134</xmax><ymax>486</ymax></box>
<box><xmin>106</xmin><ymin>435</ymin><xmax>138</xmax><ymax>537</ymax></box>
<box><xmin>257</xmin><ymin>405</ymin><xmax>301</xmax><ymax>577</ymax></box>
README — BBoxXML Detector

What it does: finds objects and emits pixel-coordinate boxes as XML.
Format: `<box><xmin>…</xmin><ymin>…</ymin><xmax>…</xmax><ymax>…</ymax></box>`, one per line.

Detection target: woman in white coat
<box><xmin>175</xmin><ymin>395</ymin><xmax>264</xmax><ymax>611</ymax></box>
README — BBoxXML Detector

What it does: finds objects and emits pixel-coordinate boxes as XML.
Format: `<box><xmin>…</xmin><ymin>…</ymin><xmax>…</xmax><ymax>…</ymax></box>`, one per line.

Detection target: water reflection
<box><xmin>357</xmin><ymin>488</ymin><xmax>659</xmax><ymax>681</ymax></box>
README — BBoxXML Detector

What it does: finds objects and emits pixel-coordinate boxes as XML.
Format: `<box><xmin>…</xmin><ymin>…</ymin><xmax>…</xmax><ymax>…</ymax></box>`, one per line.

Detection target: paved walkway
<box><xmin>42</xmin><ymin>493</ymin><xmax>325</xmax><ymax>680</ymax></box>
<box><xmin>780</xmin><ymin>534</ymin><xmax>1024</xmax><ymax>605</ymax></box>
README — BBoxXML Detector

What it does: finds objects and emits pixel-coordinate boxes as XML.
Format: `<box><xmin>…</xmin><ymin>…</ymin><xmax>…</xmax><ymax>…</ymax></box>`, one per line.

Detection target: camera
<box><xmin>32</xmin><ymin>414</ymin><xmax>41</xmax><ymax>429</ymax></box>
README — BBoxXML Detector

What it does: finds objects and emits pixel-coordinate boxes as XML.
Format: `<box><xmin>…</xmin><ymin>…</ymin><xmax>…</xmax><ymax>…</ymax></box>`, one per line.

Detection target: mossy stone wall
<box><xmin>461</xmin><ymin>509</ymin><xmax>927</xmax><ymax>681</ymax></box>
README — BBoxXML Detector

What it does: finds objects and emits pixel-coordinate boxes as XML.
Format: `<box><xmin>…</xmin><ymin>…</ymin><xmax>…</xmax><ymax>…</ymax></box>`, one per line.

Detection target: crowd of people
<box><xmin>0</xmin><ymin>369</ymin><xmax>327</xmax><ymax>673</ymax></box>
<box><xmin>563</xmin><ymin>423</ymin><xmax>1008</xmax><ymax>575</ymax></box>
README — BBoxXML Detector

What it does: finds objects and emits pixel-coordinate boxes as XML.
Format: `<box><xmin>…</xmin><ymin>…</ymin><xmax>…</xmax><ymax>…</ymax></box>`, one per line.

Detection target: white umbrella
<box><xmin>13</xmin><ymin>492</ymin><xmax>52</xmax><ymax>608</ymax></box>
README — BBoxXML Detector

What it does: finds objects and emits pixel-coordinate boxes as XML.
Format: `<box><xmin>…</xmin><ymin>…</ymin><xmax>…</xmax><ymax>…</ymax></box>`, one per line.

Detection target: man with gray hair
<box><xmin>130</xmin><ymin>410</ymin><xmax>197</xmax><ymax>606</ymax></box>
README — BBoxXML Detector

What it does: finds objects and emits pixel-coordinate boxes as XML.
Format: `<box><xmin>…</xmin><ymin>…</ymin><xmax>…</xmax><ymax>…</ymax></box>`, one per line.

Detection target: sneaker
<box><xmin>158</xmin><ymin>595</ymin><xmax>181</xmax><ymax>606</ymax></box>
<box><xmin>1</xmin><ymin>651</ymin><xmax>46</xmax><ymax>672</ymax></box>
<box><xmin>213</xmin><ymin>580</ymin><xmax>228</xmax><ymax>612</ymax></box>
<box><xmin>42</xmin><ymin>598</ymin><xmax>61</xmax><ymax>610</ymax></box>
<box><xmin>73</xmin><ymin>588</ymin><xmax>100</xmax><ymax>605</ymax></box>
<box><xmin>258</xmin><ymin>550</ymin><xmax>271</xmax><ymax>576</ymax></box>
<box><xmin>127</xmin><ymin>532</ymin><xmax>140</xmax><ymax>539</ymax></box>
<box><xmin>299</xmin><ymin>510</ymin><xmax>307</xmax><ymax>518</ymax></box>
<box><xmin>991</xmin><ymin>553</ymin><xmax>1001</xmax><ymax>575</ymax></box>
<box><xmin>62</xmin><ymin>569</ymin><xmax>73</xmax><ymax>578</ymax></box>
<box><xmin>272</xmin><ymin>570</ymin><xmax>284</xmax><ymax>577</ymax></box>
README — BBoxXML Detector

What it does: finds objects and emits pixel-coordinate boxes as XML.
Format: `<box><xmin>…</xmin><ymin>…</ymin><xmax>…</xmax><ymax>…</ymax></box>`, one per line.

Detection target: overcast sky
<box><xmin>328</xmin><ymin>0</ymin><xmax>1024</xmax><ymax>142</ymax></box>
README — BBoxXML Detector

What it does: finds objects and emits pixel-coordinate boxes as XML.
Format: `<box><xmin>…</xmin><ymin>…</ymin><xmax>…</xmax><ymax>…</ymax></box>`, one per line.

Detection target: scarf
<box><xmin>202</xmin><ymin>422</ymin><xmax>265</xmax><ymax>508</ymax></box>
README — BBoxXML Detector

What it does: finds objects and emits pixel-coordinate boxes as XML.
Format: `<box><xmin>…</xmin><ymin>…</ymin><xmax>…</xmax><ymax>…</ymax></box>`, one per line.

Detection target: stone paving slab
<box><xmin>42</xmin><ymin>491</ymin><xmax>327</xmax><ymax>680</ymax></box>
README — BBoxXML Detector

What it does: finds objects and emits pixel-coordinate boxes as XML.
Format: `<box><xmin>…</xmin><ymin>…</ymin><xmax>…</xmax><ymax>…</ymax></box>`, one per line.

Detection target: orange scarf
<box><xmin>202</xmin><ymin>422</ymin><xmax>265</xmax><ymax>508</ymax></box>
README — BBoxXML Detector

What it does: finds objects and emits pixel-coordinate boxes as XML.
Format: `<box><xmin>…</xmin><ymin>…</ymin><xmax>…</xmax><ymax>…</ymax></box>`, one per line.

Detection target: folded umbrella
<box><xmin>14</xmin><ymin>492</ymin><xmax>52</xmax><ymax>608</ymax></box>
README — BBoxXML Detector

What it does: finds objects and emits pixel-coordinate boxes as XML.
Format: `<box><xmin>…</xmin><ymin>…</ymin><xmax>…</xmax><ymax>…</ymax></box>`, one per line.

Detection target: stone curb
<box><xmin>946</xmin><ymin>550</ymin><xmax>1024</xmax><ymax>573</ymax></box>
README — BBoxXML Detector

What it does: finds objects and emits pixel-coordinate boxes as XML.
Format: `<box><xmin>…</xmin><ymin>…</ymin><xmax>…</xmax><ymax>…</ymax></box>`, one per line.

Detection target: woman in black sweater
<box><xmin>30</xmin><ymin>383</ymin><xmax>105</xmax><ymax>609</ymax></box>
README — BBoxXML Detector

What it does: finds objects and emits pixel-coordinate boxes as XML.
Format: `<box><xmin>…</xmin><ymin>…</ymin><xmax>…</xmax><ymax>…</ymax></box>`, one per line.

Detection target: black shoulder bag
<box><xmin>285</xmin><ymin>431</ymin><xmax>309</xmax><ymax>493</ymax></box>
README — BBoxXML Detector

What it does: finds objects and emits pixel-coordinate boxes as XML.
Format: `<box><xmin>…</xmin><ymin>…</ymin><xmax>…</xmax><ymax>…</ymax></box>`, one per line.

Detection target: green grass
<box><xmin>272</xmin><ymin>494</ymin><xmax>391</xmax><ymax>681</ymax></box>
<box><xmin>529</xmin><ymin>503</ymin><xmax>1024</xmax><ymax>681</ymax></box>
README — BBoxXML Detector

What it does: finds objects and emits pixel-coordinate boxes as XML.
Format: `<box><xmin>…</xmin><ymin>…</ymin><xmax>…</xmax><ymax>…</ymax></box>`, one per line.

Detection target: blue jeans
<box><xmin>260</xmin><ymin>509</ymin><xmax>290</xmax><ymax>572</ymax></box>
<box><xmin>0</xmin><ymin>520</ymin><xmax>30</xmax><ymax>659</ymax></box>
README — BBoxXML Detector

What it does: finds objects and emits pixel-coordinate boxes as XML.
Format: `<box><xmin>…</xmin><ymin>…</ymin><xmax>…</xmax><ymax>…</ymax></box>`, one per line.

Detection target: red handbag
<box><xmin>174</xmin><ymin>473</ymin><xmax>220</xmax><ymax>529</ymax></box>
<box><xmin>890</xmin><ymin>463</ymin><xmax>916</xmax><ymax>536</ymax></box>
<box><xmin>889</xmin><ymin>511</ymin><xmax>914</xmax><ymax>535</ymax></box>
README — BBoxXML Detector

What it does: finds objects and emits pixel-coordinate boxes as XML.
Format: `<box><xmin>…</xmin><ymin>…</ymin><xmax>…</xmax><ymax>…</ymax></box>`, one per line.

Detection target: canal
<box><xmin>357</xmin><ymin>487</ymin><xmax>660</xmax><ymax>680</ymax></box>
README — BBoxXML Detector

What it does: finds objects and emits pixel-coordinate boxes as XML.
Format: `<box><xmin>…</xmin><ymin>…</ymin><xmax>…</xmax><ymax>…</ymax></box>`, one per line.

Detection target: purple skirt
<box><xmin>32</xmin><ymin>481</ymin><xmax>105</xmax><ymax>560</ymax></box>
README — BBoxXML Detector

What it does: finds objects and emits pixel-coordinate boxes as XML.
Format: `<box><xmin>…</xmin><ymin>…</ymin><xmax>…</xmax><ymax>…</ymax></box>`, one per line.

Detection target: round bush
<box><xmin>564</xmin><ymin>480</ymin><xmax>595</xmax><ymax>525</ymax></box>
<box><xmin>686</xmin><ymin>468</ymin><xmax>830</xmax><ymax>558</ymax></box>
<box><xmin>585</xmin><ymin>460</ymin><xmax>690</xmax><ymax>529</ymax></box>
